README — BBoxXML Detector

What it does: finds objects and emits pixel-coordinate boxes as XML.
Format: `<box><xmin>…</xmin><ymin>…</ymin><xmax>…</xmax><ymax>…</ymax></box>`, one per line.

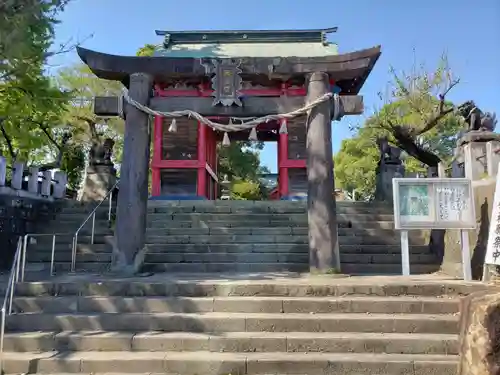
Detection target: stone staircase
<box><xmin>27</xmin><ymin>200</ymin><xmax>439</xmax><ymax>275</ymax></box>
<box><xmin>143</xmin><ymin>200</ymin><xmax>438</xmax><ymax>275</ymax></box>
<box><xmin>1</xmin><ymin>275</ymin><xmax>484</xmax><ymax>374</ymax></box>
<box><xmin>25</xmin><ymin>200</ymin><xmax>114</xmax><ymax>274</ymax></box>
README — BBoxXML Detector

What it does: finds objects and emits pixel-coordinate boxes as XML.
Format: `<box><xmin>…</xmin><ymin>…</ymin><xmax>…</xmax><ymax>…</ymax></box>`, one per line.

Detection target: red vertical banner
<box><xmin>197</xmin><ymin>121</ymin><xmax>207</xmax><ymax>198</ymax></box>
<box><xmin>278</xmin><ymin>119</ymin><xmax>289</xmax><ymax>198</ymax></box>
<box><xmin>151</xmin><ymin>115</ymin><xmax>163</xmax><ymax>196</ymax></box>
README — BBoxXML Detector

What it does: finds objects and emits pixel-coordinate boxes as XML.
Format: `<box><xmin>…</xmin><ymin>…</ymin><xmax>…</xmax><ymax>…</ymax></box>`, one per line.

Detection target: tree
<box><xmin>218</xmin><ymin>141</ymin><xmax>269</xmax><ymax>181</ymax></box>
<box><xmin>56</xmin><ymin>63</ymin><xmax>125</xmax><ymax>163</ymax></box>
<box><xmin>0</xmin><ymin>0</ymin><xmax>71</xmax><ymax>82</ymax></box>
<box><xmin>335</xmin><ymin>55</ymin><xmax>464</xmax><ymax>199</ymax></box>
<box><xmin>0</xmin><ymin>0</ymin><xmax>74</xmax><ymax>166</ymax></box>
<box><xmin>136</xmin><ymin>44</ymin><xmax>157</xmax><ymax>57</ymax></box>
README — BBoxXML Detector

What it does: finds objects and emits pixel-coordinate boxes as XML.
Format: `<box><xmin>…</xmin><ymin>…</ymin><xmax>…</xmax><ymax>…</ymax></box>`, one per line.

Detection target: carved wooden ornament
<box><xmin>210</xmin><ymin>59</ymin><xmax>243</xmax><ymax>107</ymax></box>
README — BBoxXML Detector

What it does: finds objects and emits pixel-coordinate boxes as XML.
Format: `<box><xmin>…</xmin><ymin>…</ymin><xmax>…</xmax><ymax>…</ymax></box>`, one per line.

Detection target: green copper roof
<box><xmin>152</xmin><ymin>28</ymin><xmax>339</xmax><ymax>58</ymax></box>
<box><xmin>155</xmin><ymin>28</ymin><xmax>337</xmax><ymax>46</ymax></box>
<box><xmin>153</xmin><ymin>42</ymin><xmax>338</xmax><ymax>58</ymax></box>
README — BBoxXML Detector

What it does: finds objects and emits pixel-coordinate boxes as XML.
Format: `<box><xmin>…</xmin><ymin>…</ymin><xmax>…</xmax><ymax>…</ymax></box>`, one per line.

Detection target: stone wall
<box><xmin>440</xmin><ymin>179</ymin><xmax>495</xmax><ymax>279</ymax></box>
<box><xmin>0</xmin><ymin>194</ymin><xmax>61</xmax><ymax>270</ymax></box>
<box><xmin>458</xmin><ymin>289</ymin><xmax>500</xmax><ymax>375</ymax></box>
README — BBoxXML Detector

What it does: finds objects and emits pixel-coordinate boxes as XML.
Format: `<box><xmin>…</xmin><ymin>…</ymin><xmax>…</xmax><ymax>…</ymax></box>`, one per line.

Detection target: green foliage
<box><xmin>60</xmin><ymin>143</ymin><xmax>85</xmax><ymax>190</ymax></box>
<box><xmin>56</xmin><ymin>63</ymin><xmax>124</xmax><ymax>166</ymax></box>
<box><xmin>0</xmin><ymin>0</ymin><xmax>72</xmax><ymax>165</ymax></box>
<box><xmin>231</xmin><ymin>179</ymin><xmax>262</xmax><ymax>200</ymax></box>
<box><xmin>136</xmin><ymin>44</ymin><xmax>158</xmax><ymax>57</ymax></box>
<box><xmin>0</xmin><ymin>0</ymin><xmax>70</xmax><ymax>82</ymax></box>
<box><xmin>334</xmin><ymin>55</ymin><xmax>463</xmax><ymax>199</ymax></box>
<box><xmin>218</xmin><ymin>141</ymin><xmax>268</xmax><ymax>181</ymax></box>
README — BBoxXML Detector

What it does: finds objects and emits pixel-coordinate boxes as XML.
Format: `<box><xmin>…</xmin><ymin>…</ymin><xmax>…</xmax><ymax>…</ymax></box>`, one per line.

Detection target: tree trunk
<box><xmin>306</xmin><ymin>72</ymin><xmax>340</xmax><ymax>272</ymax></box>
<box><xmin>114</xmin><ymin>73</ymin><xmax>152</xmax><ymax>273</ymax></box>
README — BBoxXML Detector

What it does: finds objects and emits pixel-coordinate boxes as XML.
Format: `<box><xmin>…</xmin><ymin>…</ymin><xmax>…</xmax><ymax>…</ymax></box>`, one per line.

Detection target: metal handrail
<box><xmin>71</xmin><ymin>180</ymin><xmax>119</xmax><ymax>271</ymax></box>
<box><xmin>0</xmin><ymin>237</ymin><xmax>23</xmax><ymax>374</ymax></box>
<box><xmin>20</xmin><ymin>233</ymin><xmax>69</xmax><ymax>281</ymax></box>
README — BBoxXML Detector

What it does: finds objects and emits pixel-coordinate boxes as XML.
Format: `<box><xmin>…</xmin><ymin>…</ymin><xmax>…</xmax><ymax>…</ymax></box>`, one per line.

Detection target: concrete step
<box><xmin>2</xmin><ymin>331</ymin><xmax>458</xmax><ymax>355</ymax></box>
<box><xmin>341</xmin><ymin>263</ymin><xmax>440</xmax><ymax>275</ymax></box>
<box><xmin>24</xmin><ymin>262</ymin><xmax>440</xmax><ymax>276</ymax></box>
<box><xmin>12</xmin><ymin>279</ymin><xmax>484</xmax><ymax>298</ymax></box>
<box><xmin>141</xmin><ymin>262</ymin><xmax>439</xmax><ymax>274</ymax></box>
<box><xmin>137</xmin><ymin>253</ymin><xmax>437</xmax><ymax>265</ymax></box>
<box><xmin>142</xmin><ymin>234</ymin><xmax>423</xmax><ymax>246</ymax></box>
<box><xmin>149</xmin><ymin>206</ymin><xmax>392</xmax><ymax>215</ymax></box>
<box><xmin>141</xmin><ymin>243</ymin><xmax>430</xmax><ymax>254</ymax></box>
<box><xmin>28</xmin><ymin>262</ymin><xmax>111</xmax><ymax>273</ymax></box>
<box><xmin>147</xmin><ymin>213</ymin><xmax>395</xmax><ymax>223</ymax></box>
<box><xmin>148</xmin><ymin>200</ymin><xmax>392</xmax><ymax>208</ymax></box>
<box><xmin>34</xmin><ymin>227</ymin><xmax>113</xmax><ymax>236</ymax></box>
<box><xmin>143</xmin><ymin>244</ymin><xmax>431</xmax><ymax>254</ymax></box>
<box><xmin>27</xmin><ymin>244</ymin><xmax>432</xmax><ymax>256</ymax></box>
<box><xmin>41</xmin><ymin>219</ymin><xmax>111</xmax><ymax>229</ymax></box>
<box><xmin>13</xmin><ymin>296</ymin><xmax>459</xmax><ymax>314</ymax></box>
<box><xmin>147</xmin><ymin>220</ymin><xmax>396</xmax><ymax>229</ymax></box>
<box><xmin>30</xmin><ymin>241</ymin><xmax>112</xmax><ymax>251</ymax></box>
<box><xmin>0</xmin><ymin>351</ymin><xmax>458</xmax><ymax>375</ymax></box>
<box><xmin>5</xmin><ymin>312</ymin><xmax>459</xmax><ymax>334</ymax></box>
<box><xmin>148</xmin><ymin>206</ymin><xmax>393</xmax><ymax>215</ymax></box>
<box><xmin>145</xmin><ymin>227</ymin><xmax>425</xmax><ymax>238</ymax></box>
<box><xmin>27</xmin><ymin>252</ymin><xmax>112</xmax><ymax>263</ymax></box>
<box><xmin>59</xmin><ymin>205</ymin><xmax>114</xmax><ymax>214</ymax></box>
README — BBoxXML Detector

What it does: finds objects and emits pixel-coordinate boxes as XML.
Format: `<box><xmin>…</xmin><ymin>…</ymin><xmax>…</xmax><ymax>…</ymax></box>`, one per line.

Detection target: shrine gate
<box><xmin>86</xmin><ymin>27</ymin><xmax>380</xmax><ymax>200</ymax></box>
<box><xmin>79</xmin><ymin>27</ymin><xmax>380</xmax><ymax>269</ymax></box>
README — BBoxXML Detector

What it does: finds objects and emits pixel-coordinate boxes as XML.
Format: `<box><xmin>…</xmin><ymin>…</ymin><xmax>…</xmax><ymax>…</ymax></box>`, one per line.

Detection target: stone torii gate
<box><xmin>77</xmin><ymin>28</ymin><xmax>381</xmax><ymax>273</ymax></box>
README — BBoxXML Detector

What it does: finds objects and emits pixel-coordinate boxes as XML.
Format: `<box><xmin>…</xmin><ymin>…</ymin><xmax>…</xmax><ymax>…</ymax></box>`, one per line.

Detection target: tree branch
<box><xmin>414</xmin><ymin>78</ymin><xmax>460</xmax><ymax>136</ymax></box>
<box><xmin>0</xmin><ymin>119</ymin><xmax>17</xmax><ymax>160</ymax></box>
<box><xmin>29</xmin><ymin>119</ymin><xmax>61</xmax><ymax>150</ymax></box>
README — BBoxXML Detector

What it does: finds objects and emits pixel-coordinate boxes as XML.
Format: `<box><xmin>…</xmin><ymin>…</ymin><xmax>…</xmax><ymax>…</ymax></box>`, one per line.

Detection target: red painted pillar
<box><xmin>278</xmin><ymin>119</ymin><xmax>289</xmax><ymax>198</ymax></box>
<box><xmin>197</xmin><ymin>121</ymin><xmax>207</xmax><ymax>198</ymax></box>
<box><xmin>151</xmin><ymin>115</ymin><xmax>163</xmax><ymax>196</ymax></box>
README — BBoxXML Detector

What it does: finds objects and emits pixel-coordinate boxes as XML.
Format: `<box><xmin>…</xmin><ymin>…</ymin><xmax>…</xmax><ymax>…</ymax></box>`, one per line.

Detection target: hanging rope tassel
<box><xmin>168</xmin><ymin>118</ymin><xmax>177</xmax><ymax>132</ymax></box>
<box><xmin>222</xmin><ymin>132</ymin><xmax>231</xmax><ymax>147</ymax></box>
<box><xmin>248</xmin><ymin>127</ymin><xmax>258</xmax><ymax>141</ymax></box>
<box><xmin>279</xmin><ymin>120</ymin><xmax>288</xmax><ymax>134</ymax></box>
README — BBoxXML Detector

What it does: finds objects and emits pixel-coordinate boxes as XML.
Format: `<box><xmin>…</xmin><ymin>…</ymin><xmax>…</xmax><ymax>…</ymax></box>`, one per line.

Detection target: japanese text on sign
<box><xmin>485</xmin><ymin>170</ymin><xmax>500</xmax><ymax>265</ymax></box>
<box><xmin>392</xmin><ymin>178</ymin><xmax>476</xmax><ymax>230</ymax></box>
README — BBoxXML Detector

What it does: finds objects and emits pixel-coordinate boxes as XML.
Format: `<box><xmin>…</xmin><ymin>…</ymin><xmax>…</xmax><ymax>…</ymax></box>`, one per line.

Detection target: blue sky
<box><xmin>51</xmin><ymin>0</ymin><xmax>500</xmax><ymax>173</ymax></box>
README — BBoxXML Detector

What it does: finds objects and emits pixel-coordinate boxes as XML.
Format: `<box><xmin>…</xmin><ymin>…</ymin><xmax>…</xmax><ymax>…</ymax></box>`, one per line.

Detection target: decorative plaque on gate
<box><xmin>210</xmin><ymin>59</ymin><xmax>243</xmax><ymax>107</ymax></box>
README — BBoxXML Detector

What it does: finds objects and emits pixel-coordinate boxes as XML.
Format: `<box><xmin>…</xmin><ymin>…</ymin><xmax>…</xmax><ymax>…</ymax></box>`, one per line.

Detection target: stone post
<box><xmin>305</xmin><ymin>72</ymin><xmax>340</xmax><ymax>272</ymax></box>
<box><xmin>28</xmin><ymin>167</ymin><xmax>39</xmax><ymax>194</ymax></box>
<box><xmin>0</xmin><ymin>156</ymin><xmax>7</xmax><ymax>186</ymax></box>
<box><xmin>11</xmin><ymin>162</ymin><xmax>24</xmax><ymax>190</ymax></box>
<box><xmin>456</xmin><ymin>131</ymin><xmax>500</xmax><ymax>181</ymax></box>
<box><xmin>114</xmin><ymin>73</ymin><xmax>153</xmax><ymax>272</ymax></box>
<box><xmin>41</xmin><ymin>171</ymin><xmax>52</xmax><ymax>197</ymax></box>
<box><xmin>441</xmin><ymin>131</ymin><xmax>500</xmax><ymax>278</ymax></box>
<box><xmin>486</xmin><ymin>141</ymin><xmax>500</xmax><ymax>177</ymax></box>
<box><xmin>220</xmin><ymin>175</ymin><xmax>231</xmax><ymax>200</ymax></box>
<box><xmin>53</xmin><ymin>171</ymin><xmax>67</xmax><ymax>198</ymax></box>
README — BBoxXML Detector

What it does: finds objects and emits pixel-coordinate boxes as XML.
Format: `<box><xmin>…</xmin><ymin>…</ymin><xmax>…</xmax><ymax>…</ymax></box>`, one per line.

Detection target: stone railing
<box><xmin>0</xmin><ymin>157</ymin><xmax>67</xmax><ymax>200</ymax></box>
<box><xmin>0</xmin><ymin>157</ymin><xmax>68</xmax><ymax>270</ymax></box>
<box><xmin>451</xmin><ymin>132</ymin><xmax>500</xmax><ymax>180</ymax></box>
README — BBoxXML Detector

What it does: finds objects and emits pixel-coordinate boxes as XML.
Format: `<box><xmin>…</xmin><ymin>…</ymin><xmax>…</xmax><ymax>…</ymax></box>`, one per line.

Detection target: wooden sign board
<box><xmin>392</xmin><ymin>178</ymin><xmax>476</xmax><ymax>230</ymax></box>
